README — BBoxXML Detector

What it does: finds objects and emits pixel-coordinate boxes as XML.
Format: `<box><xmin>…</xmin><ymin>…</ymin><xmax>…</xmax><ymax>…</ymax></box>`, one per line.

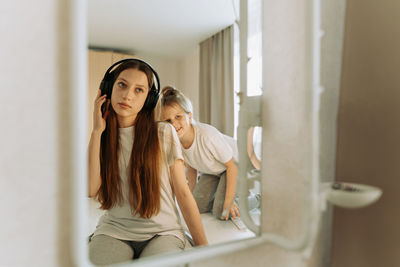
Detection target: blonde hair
<box><xmin>160</xmin><ymin>86</ymin><xmax>193</xmax><ymax>114</ymax></box>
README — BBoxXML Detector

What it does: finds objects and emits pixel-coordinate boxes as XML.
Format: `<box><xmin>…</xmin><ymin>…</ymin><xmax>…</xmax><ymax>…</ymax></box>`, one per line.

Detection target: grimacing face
<box><xmin>161</xmin><ymin>104</ymin><xmax>192</xmax><ymax>138</ymax></box>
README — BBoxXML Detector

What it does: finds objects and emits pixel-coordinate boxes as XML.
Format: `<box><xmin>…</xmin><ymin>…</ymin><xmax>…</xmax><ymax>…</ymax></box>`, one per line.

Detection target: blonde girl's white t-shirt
<box><xmin>93</xmin><ymin>122</ymin><xmax>186</xmax><ymax>242</ymax></box>
<box><xmin>183</xmin><ymin>122</ymin><xmax>238</xmax><ymax>175</ymax></box>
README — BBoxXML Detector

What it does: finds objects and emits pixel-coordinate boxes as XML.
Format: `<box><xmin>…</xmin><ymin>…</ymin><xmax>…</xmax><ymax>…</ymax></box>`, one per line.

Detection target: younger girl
<box><xmin>159</xmin><ymin>86</ymin><xmax>241</xmax><ymax>221</ymax></box>
<box><xmin>88</xmin><ymin>59</ymin><xmax>207</xmax><ymax>266</ymax></box>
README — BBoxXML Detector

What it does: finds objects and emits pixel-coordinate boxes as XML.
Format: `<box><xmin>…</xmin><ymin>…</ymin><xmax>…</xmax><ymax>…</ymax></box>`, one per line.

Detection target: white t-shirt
<box><xmin>183</xmin><ymin>122</ymin><xmax>238</xmax><ymax>175</ymax></box>
<box><xmin>93</xmin><ymin>122</ymin><xmax>185</xmax><ymax>242</ymax></box>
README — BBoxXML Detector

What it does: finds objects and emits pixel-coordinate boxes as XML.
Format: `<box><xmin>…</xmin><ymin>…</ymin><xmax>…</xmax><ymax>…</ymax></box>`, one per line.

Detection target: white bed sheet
<box><xmin>180</xmin><ymin>210</ymin><xmax>259</xmax><ymax>245</ymax></box>
<box><xmin>88</xmin><ymin>198</ymin><xmax>260</xmax><ymax>246</ymax></box>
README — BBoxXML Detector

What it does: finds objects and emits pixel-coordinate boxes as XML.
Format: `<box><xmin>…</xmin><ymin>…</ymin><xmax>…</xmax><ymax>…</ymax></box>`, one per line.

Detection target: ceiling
<box><xmin>88</xmin><ymin>0</ymin><xmax>237</xmax><ymax>58</ymax></box>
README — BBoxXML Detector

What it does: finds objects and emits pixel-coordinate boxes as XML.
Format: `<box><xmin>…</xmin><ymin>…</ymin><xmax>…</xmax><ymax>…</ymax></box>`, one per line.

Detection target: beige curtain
<box><xmin>199</xmin><ymin>25</ymin><xmax>234</xmax><ymax>136</ymax></box>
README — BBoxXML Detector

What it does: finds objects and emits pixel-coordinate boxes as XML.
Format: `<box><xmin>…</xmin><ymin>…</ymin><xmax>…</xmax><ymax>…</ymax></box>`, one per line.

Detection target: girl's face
<box><xmin>161</xmin><ymin>104</ymin><xmax>192</xmax><ymax>138</ymax></box>
<box><xmin>111</xmin><ymin>68</ymin><xmax>149</xmax><ymax>127</ymax></box>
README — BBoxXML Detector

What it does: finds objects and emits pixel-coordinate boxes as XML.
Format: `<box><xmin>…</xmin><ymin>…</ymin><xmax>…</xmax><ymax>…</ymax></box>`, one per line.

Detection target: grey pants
<box><xmin>89</xmin><ymin>234</ymin><xmax>189</xmax><ymax>266</ymax></box>
<box><xmin>193</xmin><ymin>172</ymin><xmax>260</xmax><ymax>220</ymax></box>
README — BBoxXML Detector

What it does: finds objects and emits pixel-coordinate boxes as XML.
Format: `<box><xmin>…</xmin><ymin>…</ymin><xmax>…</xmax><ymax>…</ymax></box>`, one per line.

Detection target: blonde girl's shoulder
<box><xmin>195</xmin><ymin>122</ymin><xmax>222</xmax><ymax>139</ymax></box>
<box><xmin>157</xmin><ymin>121</ymin><xmax>174</xmax><ymax>135</ymax></box>
<box><xmin>157</xmin><ymin>121</ymin><xmax>183</xmax><ymax>165</ymax></box>
<box><xmin>157</xmin><ymin>121</ymin><xmax>178</xmax><ymax>144</ymax></box>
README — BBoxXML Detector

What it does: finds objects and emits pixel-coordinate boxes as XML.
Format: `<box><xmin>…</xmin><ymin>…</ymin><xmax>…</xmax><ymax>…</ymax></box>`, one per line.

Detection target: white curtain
<box><xmin>199</xmin><ymin>25</ymin><xmax>234</xmax><ymax>136</ymax></box>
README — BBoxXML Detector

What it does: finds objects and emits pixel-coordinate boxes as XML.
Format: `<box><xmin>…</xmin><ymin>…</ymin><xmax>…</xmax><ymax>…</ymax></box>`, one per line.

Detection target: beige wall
<box><xmin>331</xmin><ymin>0</ymin><xmax>400</xmax><ymax>267</ymax></box>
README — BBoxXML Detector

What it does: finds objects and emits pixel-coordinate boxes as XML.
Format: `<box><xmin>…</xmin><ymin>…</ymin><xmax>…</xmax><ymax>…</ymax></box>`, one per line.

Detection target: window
<box><xmin>233</xmin><ymin>0</ymin><xmax>262</xmax><ymax>139</ymax></box>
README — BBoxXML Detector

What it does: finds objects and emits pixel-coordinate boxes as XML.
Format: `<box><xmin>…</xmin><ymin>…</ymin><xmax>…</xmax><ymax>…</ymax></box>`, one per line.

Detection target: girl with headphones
<box><xmin>88</xmin><ymin>59</ymin><xmax>207</xmax><ymax>265</ymax></box>
<box><xmin>159</xmin><ymin>86</ymin><xmax>259</xmax><ymax>222</ymax></box>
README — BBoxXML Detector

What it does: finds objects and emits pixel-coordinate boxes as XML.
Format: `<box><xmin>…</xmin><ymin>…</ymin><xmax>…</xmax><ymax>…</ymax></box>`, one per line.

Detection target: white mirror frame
<box><xmin>69</xmin><ymin>0</ymin><xmax>323</xmax><ymax>266</ymax></box>
<box><xmin>236</xmin><ymin>0</ymin><xmax>322</xmax><ymax>256</ymax></box>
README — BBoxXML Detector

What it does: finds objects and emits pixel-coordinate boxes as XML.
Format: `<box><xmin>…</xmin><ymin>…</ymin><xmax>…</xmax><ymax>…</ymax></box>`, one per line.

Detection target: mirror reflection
<box><xmin>247</xmin><ymin>126</ymin><xmax>262</xmax><ymax>171</ymax></box>
<box><xmin>87</xmin><ymin>0</ymin><xmax>262</xmax><ymax>265</ymax></box>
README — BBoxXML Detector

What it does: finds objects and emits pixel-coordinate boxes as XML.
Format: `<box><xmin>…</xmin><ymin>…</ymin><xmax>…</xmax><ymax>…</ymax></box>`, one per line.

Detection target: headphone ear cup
<box><xmin>100</xmin><ymin>77</ymin><xmax>113</xmax><ymax>99</ymax></box>
<box><xmin>144</xmin><ymin>85</ymin><xmax>160</xmax><ymax>110</ymax></box>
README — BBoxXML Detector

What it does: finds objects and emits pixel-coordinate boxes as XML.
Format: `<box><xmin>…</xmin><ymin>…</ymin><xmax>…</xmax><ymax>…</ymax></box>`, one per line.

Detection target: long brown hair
<box><xmin>97</xmin><ymin>60</ymin><xmax>161</xmax><ymax>218</ymax></box>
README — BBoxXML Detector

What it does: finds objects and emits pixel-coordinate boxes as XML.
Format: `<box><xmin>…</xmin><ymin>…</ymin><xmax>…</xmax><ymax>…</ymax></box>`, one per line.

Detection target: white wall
<box><xmin>0</xmin><ymin>0</ymin><xmax>60</xmax><ymax>266</ymax></box>
<box><xmin>135</xmin><ymin>52</ymin><xmax>179</xmax><ymax>90</ymax></box>
<box><xmin>137</xmin><ymin>47</ymin><xmax>200</xmax><ymax>121</ymax></box>
<box><xmin>176</xmin><ymin>47</ymin><xmax>200</xmax><ymax>121</ymax></box>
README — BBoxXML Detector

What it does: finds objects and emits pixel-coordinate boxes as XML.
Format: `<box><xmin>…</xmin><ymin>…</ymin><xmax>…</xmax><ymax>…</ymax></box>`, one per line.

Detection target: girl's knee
<box><xmin>89</xmin><ymin>235</ymin><xmax>134</xmax><ymax>265</ymax></box>
<box><xmin>140</xmin><ymin>235</ymin><xmax>184</xmax><ymax>258</ymax></box>
<box><xmin>193</xmin><ymin>191</ymin><xmax>213</xmax><ymax>213</ymax></box>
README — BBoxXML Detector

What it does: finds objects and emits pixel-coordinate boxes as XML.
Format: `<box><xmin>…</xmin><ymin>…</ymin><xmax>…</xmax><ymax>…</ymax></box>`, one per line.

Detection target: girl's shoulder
<box><xmin>195</xmin><ymin>122</ymin><xmax>222</xmax><ymax>139</ymax></box>
<box><xmin>157</xmin><ymin>122</ymin><xmax>182</xmax><ymax>161</ymax></box>
<box><xmin>157</xmin><ymin>121</ymin><xmax>178</xmax><ymax>142</ymax></box>
<box><xmin>157</xmin><ymin>121</ymin><xmax>174</xmax><ymax>132</ymax></box>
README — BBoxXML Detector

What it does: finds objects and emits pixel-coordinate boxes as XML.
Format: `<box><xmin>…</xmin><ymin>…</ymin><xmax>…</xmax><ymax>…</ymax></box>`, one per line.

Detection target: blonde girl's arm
<box><xmin>185</xmin><ymin>163</ymin><xmax>198</xmax><ymax>192</ymax></box>
<box><xmin>222</xmin><ymin>158</ymin><xmax>239</xmax><ymax>220</ymax></box>
<box><xmin>88</xmin><ymin>90</ymin><xmax>107</xmax><ymax>197</ymax></box>
<box><xmin>171</xmin><ymin>159</ymin><xmax>208</xmax><ymax>246</ymax></box>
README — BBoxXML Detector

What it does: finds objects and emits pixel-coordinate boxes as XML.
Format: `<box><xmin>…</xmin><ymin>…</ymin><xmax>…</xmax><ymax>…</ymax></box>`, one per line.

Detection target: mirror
<box><xmin>86</xmin><ymin>0</ymin><xmax>262</xmax><ymax>265</ymax></box>
<box><xmin>247</xmin><ymin>126</ymin><xmax>262</xmax><ymax>171</ymax></box>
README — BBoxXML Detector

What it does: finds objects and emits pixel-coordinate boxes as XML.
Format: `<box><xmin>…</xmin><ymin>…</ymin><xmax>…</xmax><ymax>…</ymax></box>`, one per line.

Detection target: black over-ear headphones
<box><xmin>100</xmin><ymin>58</ymin><xmax>160</xmax><ymax>111</ymax></box>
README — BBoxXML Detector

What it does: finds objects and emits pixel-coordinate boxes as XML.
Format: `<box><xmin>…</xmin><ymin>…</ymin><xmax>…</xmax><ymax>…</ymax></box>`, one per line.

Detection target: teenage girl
<box><xmin>88</xmin><ymin>59</ymin><xmax>207</xmax><ymax>266</ymax></box>
<box><xmin>159</xmin><ymin>86</ymin><xmax>242</xmax><ymax>221</ymax></box>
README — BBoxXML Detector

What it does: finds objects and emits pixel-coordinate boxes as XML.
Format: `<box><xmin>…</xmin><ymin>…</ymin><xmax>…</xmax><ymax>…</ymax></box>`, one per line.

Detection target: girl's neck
<box><xmin>180</xmin><ymin>124</ymin><xmax>195</xmax><ymax>149</ymax></box>
<box><xmin>118</xmin><ymin>115</ymin><xmax>136</xmax><ymax>128</ymax></box>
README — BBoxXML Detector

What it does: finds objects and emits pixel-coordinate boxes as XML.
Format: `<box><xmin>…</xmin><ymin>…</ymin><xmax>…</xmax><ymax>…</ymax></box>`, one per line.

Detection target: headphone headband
<box><xmin>103</xmin><ymin>58</ymin><xmax>160</xmax><ymax>93</ymax></box>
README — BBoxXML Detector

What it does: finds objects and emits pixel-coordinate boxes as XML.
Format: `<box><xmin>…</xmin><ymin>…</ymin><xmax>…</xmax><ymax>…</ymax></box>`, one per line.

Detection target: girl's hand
<box><xmin>93</xmin><ymin>89</ymin><xmax>108</xmax><ymax>133</ymax></box>
<box><xmin>223</xmin><ymin>201</ymin><xmax>240</xmax><ymax>220</ymax></box>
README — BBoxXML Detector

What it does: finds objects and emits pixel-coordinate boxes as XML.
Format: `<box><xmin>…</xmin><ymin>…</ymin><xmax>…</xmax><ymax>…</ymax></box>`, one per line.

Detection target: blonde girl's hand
<box><xmin>93</xmin><ymin>89</ymin><xmax>108</xmax><ymax>133</ymax></box>
<box><xmin>223</xmin><ymin>201</ymin><xmax>240</xmax><ymax>220</ymax></box>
